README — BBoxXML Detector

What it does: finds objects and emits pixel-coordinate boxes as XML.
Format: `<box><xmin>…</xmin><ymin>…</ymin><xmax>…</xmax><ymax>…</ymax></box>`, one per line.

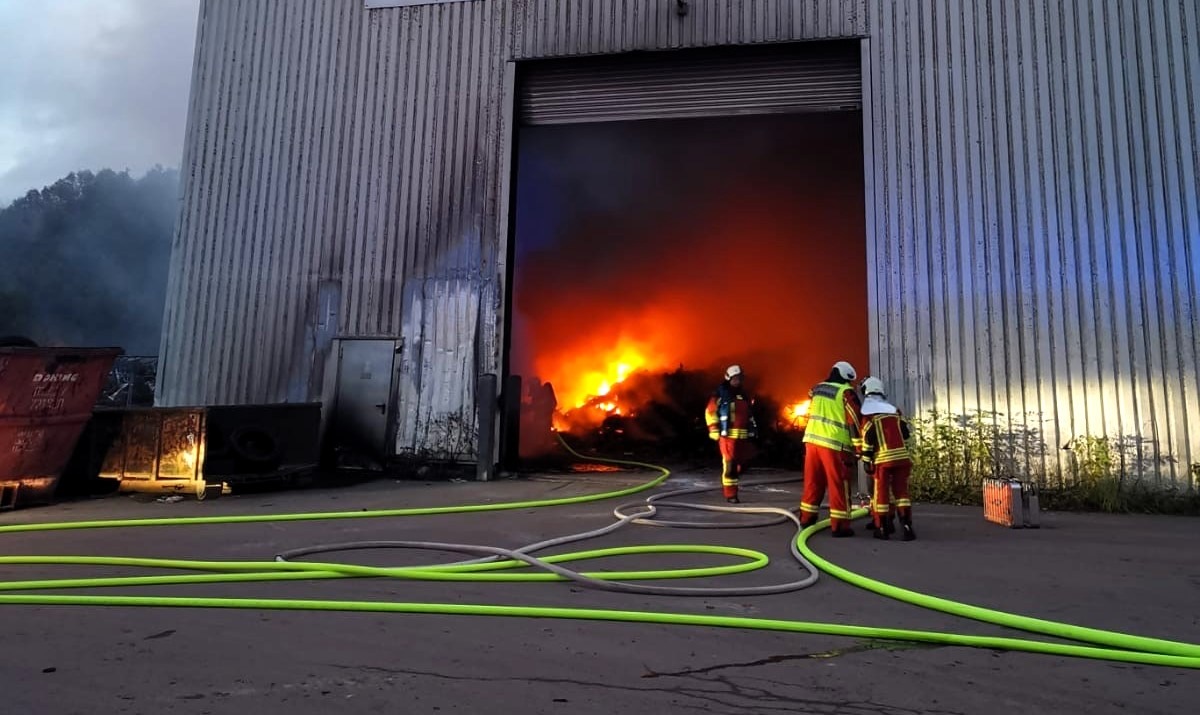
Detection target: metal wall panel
<box><xmin>158</xmin><ymin>0</ymin><xmax>512</xmax><ymax>459</ymax></box>
<box><xmin>162</xmin><ymin>0</ymin><xmax>1199</xmax><ymax>484</ymax></box>
<box><xmin>865</xmin><ymin>0</ymin><xmax>1200</xmax><ymax>486</ymax></box>
<box><xmin>509</xmin><ymin>0</ymin><xmax>869</xmax><ymax>58</ymax></box>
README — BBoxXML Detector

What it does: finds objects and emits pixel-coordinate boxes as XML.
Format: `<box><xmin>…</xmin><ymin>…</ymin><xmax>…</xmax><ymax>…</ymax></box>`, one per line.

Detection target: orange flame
<box><xmin>783</xmin><ymin>399</ymin><xmax>811</xmax><ymax>429</ymax></box>
<box><xmin>537</xmin><ymin>337</ymin><xmax>677</xmax><ymax>432</ymax></box>
<box><xmin>546</xmin><ymin>339</ymin><xmax>669</xmax><ymax>412</ymax></box>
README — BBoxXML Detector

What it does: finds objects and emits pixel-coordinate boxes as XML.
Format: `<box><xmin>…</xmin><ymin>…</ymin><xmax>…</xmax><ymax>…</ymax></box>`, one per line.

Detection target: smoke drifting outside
<box><xmin>511</xmin><ymin>112</ymin><xmax>869</xmax><ymax>416</ymax></box>
<box><xmin>0</xmin><ymin>168</ymin><xmax>178</xmax><ymax>356</ymax></box>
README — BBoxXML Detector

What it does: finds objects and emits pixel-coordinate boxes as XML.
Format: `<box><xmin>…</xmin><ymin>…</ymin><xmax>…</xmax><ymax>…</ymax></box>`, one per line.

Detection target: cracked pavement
<box><xmin>0</xmin><ymin>470</ymin><xmax>1196</xmax><ymax>714</ymax></box>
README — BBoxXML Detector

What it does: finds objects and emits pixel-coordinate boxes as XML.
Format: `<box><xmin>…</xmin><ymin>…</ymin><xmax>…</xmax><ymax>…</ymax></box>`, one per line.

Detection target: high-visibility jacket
<box><xmin>705</xmin><ymin>383</ymin><xmax>758</xmax><ymax>439</ymax></box>
<box><xmin>802</xmin><ymin>381</ymin><xmax>862</xmax><ymax>453</ymax></box>
<box><xmin>860</xmin><ymin>395</ymin><xmax>912</xmax><ymax>466</ymax></box>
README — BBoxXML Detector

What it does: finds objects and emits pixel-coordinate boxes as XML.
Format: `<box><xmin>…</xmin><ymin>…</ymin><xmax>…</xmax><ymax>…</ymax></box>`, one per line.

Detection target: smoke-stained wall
<box><xmin>161</xmin><ymin>0</ymin><xmax>1199</xmax><ymax>485</ymax></box>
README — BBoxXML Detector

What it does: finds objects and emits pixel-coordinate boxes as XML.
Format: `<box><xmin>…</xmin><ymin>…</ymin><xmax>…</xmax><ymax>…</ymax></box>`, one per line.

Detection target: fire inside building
<box><xmin>152</xmin><ymin>0</ymin><xmax>1197</xmax><ymax>491</ymax></box>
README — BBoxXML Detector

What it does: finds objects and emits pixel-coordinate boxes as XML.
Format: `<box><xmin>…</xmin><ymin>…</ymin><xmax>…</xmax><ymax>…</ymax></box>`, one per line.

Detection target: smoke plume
<box><xmin>0</xmin><ymin>168</ymin><xmax>179</xmax><ymax>355</ymax></box>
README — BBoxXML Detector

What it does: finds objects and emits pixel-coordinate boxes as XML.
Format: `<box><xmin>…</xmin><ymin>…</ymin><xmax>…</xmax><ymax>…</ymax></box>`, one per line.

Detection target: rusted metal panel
<box><xmin>0</xmin><ymin>347</ymin><xmax>122</xmax><ymax>508</ymax></box>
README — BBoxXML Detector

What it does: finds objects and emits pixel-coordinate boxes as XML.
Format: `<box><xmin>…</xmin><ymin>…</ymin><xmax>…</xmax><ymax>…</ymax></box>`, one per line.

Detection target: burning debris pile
<box><xmin>518</xmin><ymin>363</ymin><xmax>812</xmax><ymax>468</ymax></box>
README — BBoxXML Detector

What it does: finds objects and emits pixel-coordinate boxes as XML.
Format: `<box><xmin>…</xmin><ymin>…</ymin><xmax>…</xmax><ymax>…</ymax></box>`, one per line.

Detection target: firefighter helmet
<box><xmin>833</xmin><ymin>360</ymin><xmax>857</xmax><ymax>381</ymax></box>
<box><xmin>862</xmin><ymin>376</ymin><xmax>886</xmax><ymax>396</ymax></box>
<box><xmin>725</xmin><ymin>364</ymin><xmax>743</xmax><ymax>380</ymax></box>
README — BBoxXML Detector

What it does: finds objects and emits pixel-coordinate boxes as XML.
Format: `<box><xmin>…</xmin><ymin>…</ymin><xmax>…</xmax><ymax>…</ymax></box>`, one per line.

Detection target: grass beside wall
<box><xmin>904</xmin><ymin>411</ymin><xmax>1200</xmax><ymax>516</ymax></box>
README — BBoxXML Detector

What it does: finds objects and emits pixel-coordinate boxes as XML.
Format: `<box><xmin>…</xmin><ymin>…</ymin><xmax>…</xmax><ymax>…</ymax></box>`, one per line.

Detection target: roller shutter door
<box><xmin>519</xmin><ymin>42</ymin><xmax>861</xmax><ymax>126</ymax></box>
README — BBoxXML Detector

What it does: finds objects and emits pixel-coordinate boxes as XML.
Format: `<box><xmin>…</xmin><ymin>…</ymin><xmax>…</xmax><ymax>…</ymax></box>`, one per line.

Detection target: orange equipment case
<box><xmin>982</xmin><ymin>477</ymin><xmax>1040</xmax><ymax>528</ymax></box>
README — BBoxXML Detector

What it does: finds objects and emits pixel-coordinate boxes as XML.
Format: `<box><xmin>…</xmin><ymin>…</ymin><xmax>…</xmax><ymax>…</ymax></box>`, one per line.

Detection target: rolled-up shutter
<box><xmin>519</xmin><ymin>42</ymin><xmax>861</xmax><ymax>126</ymax></box>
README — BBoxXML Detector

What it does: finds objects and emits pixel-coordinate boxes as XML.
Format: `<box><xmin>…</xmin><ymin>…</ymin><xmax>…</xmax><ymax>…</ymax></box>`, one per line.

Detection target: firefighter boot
<box><xmin>864</xmin><ymin>516</ymin><xmax>881</xmax><ymax>538</ymax></box>
<box><xmin>831</xmin><ymin>527</ymin><xmax>855</xmax><ymax>538</ymax></box>
<box><xmin>900</xmin><ymin>517</ymin><xmax>916</xmax><ymax>541</ymax></box>
<box><xmin>722</xmin><ymin>483</ymin><xmax>739</xmax><ymax>504</ymax></box>
<box><xmin>884</xmin><ymin>513</ymin><xmax>897</xmax><ymax>536</ymax></box>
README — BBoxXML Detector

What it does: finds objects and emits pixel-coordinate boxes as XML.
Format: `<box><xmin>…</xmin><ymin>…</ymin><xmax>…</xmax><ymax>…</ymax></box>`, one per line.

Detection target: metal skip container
<box><xmin>0</xmin><ymin>346</ymin><xmax>123</xmax><ymax>510</ymax></box>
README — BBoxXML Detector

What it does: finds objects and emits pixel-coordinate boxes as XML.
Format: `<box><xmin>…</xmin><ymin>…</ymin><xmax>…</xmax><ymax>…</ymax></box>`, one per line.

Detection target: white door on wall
<box><xmin>332</xmin><ymin>339</ymin><xmax>398</xmax><ymax>463</ymax></box>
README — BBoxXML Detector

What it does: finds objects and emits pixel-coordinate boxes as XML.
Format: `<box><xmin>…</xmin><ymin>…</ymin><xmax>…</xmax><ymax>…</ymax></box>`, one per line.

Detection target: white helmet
<box><xmin>861</xmin><ymin>376</ymin><xmax>886</xmax><ymax>396</ymax></box>
<box><xmin>725</xmin><ymin>364</ymin><xmax>743</xmax><ymax>380</ymax></box>
<box><xmin>833</xmin><ymin>360</ymin><xmax>856</xmax><ymax>381</ymax></box>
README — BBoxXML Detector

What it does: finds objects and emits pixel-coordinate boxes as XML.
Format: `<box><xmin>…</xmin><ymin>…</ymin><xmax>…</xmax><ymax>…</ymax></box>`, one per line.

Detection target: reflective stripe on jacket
<box><xmin>862</xmin><ymin>412</ymin><xmax>912</xmax><ymax>466</ymax></box>
<box><xmin>705</xmin><ymin>383</ymin><xmax>757</xmax><ymax>439</ymax></box>
<box><xmin>802</xmin><ymin>381</ymin><xmax>861</xmax><ymax>452</ymax></box>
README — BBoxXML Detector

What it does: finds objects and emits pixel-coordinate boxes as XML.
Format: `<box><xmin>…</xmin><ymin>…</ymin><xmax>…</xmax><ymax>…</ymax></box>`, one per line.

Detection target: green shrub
<box><xmin>907</xmin><ymin>410</ymin><xmax>993</xmax><ymax>506</ymax></box>
<box><xmin>903</xmin><ymin>412</ymin><xmax>1198</xmax><ymax>515</ymax></box>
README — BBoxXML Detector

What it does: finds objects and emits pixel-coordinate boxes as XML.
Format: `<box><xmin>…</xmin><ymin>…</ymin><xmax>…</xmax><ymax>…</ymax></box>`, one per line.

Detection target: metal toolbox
<box><xmin>982</xmin><ymin>477</ymin><xmax>1040</xmax><ymax>528</ymax></box>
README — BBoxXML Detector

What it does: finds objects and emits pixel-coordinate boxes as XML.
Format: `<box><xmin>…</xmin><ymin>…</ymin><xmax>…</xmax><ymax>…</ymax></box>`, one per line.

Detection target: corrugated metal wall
<box><xmin>508</xmin><ymin>0</ymin><xmax>868</xmax><ymax>56</ymax></box>
<box><xmin>159</xmin><ymin>0</ymin><xmax>514</xmax><ymax>457</ymax></box>
<box><xmin>161</xmin><ymin>0</ymin><xmax>1199</xmax><ymax>483</ymax></box>
<box><xmin>863</xmin><ymin>0</ymin><xmax>1200</xmax><ymax>486</ymax></box>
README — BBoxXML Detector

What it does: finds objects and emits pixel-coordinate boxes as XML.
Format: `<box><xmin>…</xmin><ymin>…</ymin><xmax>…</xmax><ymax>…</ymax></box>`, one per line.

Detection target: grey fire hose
<box><xmin>275</xmin><ymin>477</ymin><xmax>821</xmax><ymax>597</ymax></box>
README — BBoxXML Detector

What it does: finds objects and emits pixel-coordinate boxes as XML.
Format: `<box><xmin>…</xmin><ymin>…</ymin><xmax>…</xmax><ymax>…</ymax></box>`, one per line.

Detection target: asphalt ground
<box><xmin>0</xmin><ymin>468</ymin><xmax>1197</xmax><ymax>715</ymax></box>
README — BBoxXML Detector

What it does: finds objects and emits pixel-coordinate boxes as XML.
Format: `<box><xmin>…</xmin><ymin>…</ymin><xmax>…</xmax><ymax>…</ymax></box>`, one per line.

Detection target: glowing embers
<box><xmin>548</xmin><ymin>338</ymin><xmax>676</xmax><ymax>432</ymax></box>
<box><xmin>783</xmin><ymin>399</ymin><xmax>811</xmax><ymax>431</ymax></box>
<box><xmin>576</xmin><ymin>361</ymin><xmax>634</xmax><ymax>416</ymax></box>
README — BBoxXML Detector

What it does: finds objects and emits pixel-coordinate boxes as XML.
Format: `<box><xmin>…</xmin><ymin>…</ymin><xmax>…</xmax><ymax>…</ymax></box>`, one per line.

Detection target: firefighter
<box><xmin>705</xmin><ymin>364</ymin><xmax>758</xmax><ymax>504</ymax></box>
<box><xmin>799</xmin><ymin>360</ymin><xmax>863</xmax><ymax>536</ymax></box>
<box><xmin>859</xmin><ymin>376</ymin><xmax>916</xmax><ymax>541</ymax></box>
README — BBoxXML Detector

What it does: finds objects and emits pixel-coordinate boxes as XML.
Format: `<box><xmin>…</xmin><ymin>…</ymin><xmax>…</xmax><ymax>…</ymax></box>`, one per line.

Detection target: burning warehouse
<box><xmin>156</xmin><ymin>0</ymin><xmax>1199</xmax><ymax>490</ymax></box>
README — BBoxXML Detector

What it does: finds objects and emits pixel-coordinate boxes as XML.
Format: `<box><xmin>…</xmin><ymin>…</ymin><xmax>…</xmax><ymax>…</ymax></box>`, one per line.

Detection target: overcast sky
<box><xmin>0</xmin><ymin>0</ymin><xmax>200</xmax><ymax>205</ymax></box>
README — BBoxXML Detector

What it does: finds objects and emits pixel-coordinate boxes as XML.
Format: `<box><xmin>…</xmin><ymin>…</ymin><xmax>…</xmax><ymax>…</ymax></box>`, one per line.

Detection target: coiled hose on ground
<box><xmin>0</xmin><ymin>437</ymin><xmax>1198</xmax><ymax>670</ymax></box>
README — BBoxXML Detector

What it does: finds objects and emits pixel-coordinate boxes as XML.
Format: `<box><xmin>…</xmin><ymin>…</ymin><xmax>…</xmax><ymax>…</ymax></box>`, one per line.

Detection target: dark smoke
<box><xmin>0</xmin><ymin>167</ymin><xmax>179</xmax><ymax>355</ymax></box>
<box><xmin>512</xmin><ymin>112</ymin><xmax>869</xmax><ymax>415</ymax></box>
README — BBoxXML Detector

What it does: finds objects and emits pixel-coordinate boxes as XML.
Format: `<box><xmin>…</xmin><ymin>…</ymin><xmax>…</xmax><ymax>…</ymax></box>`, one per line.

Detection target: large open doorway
<box><xmin>506</xmin><ymin>42</ymin><xmax>867</xmax><ymax>468</ymax></box>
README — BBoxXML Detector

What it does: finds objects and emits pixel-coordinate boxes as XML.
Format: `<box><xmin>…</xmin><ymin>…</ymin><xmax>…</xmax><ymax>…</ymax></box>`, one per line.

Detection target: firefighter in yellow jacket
<box><xmin>799</xmin><ymin>361</ymin><xmax>863</xmax><ymax>536</ymax></box>
<box><xmin>859</xmin><ymin>376</ymin><xmax>915</xmax><ymax>541</ymax></box>
<box><xmin>705</xmin><ymin>365</ymin><xmax>758</xmax><ymax>504</ymax></box>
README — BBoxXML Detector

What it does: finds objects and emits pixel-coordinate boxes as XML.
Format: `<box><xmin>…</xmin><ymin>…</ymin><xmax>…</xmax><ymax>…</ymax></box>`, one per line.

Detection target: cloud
<box><xmin>0</xmin><ymin>0</ymin><xmax>200</xmax><ymax>204</ymax></box>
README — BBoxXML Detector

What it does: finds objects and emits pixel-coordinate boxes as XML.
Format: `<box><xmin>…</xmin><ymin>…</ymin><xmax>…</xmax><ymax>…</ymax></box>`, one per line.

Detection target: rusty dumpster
<box><xmin>0</xmin><ymin>346</ymin><xmax>123</xmax><ymax>509</ymax></box>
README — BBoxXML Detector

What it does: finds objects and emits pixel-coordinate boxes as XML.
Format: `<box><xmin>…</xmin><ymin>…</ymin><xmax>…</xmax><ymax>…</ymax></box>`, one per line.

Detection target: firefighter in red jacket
<box><xmin>799</xmin><ymin>361</ymin><xmax>863</xmax><ymax>536</ymax></box>
<box><xmin>859</xmin><ymin>376</ymin><xmax>915</xmax><ymax>541</ymax></box>
<box><xmin>705</xmin><ymin>364</ymin><xmax>758</xmax><ymax>504</ymax></box>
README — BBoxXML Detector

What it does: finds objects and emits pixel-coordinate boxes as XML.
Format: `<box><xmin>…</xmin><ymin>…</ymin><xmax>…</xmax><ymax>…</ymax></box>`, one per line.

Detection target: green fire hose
<box><xmin>0</xmin><ymin>439</ymin><xmax>1197</xmax><ymax>670</ymax></box>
